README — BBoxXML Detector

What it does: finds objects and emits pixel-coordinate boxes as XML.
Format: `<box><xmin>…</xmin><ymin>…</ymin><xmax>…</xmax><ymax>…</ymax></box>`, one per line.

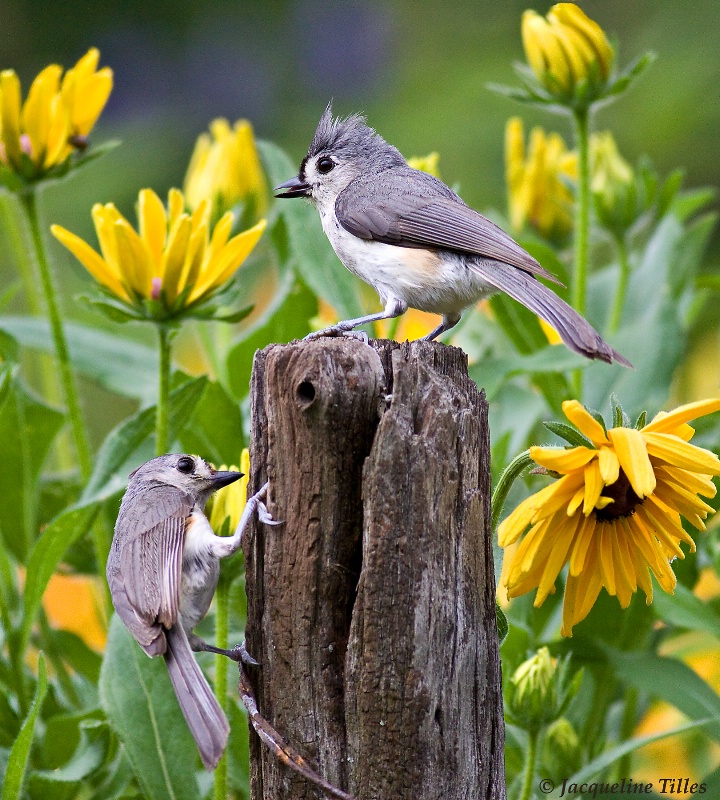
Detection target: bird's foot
<box><xmin>304</xmin><ymin>322</ymin><xmax>368</xmax><ymax>343</ymax></box>
<box><xmin>251</xmin><ymin>482</ymin><xmax>283</xmax><ymax>527</ymax></box>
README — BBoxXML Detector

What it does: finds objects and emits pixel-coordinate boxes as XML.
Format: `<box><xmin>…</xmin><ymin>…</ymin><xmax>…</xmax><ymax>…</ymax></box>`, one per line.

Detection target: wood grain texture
<box><xmin>244</xmin><ymin>339</ymin><xmax>504</xmax><ymax>800</ymax></box>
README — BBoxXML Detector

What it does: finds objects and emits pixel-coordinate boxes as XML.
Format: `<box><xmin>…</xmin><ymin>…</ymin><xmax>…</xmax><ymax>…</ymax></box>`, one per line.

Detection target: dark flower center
<box><xmin>595</xmin><ymin>468</ymin><xmax>642</xmax><ymax>521</ymax></box>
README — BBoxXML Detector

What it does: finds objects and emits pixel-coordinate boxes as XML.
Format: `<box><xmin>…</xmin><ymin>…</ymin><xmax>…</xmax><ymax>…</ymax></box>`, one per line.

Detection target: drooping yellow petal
<box><xmin>643</xmin><ymin>432</ymin><xmax>720</xmax><ymax>475</ymax></box>
<box><xmin>50</xmin><ymin>224</ymin><xmax>130</xmax><ymax>301</ymax></box>
<box><xmin>608</xmin><ymin>427</ymin><xmax>656</xmax><ymax>498</ymax></box>
<box><xmin>643</xmin><ymin>399</ymin><xmax>720</xmax><ymax>435</ymax></box>
<box><xmin>562</xmin><ymin>400</ymin><xmax>609</xmax><ymax>446</ymax></box>
<box><xmin>653</xmin><ymin>479</ymin><xmax>714</xmax><ymax>526</ymax></box>
<box><xmin>655</xmin><ymin>465</ymin><xmax>717</xmax><ymax>499</ymax></box>
<box><xmin>597</xmin><ymin>524</ymin><xmax>616</xmax><ymax>595</ymax></box>
<box><xmin>598</xmin><ymin>446</ymin><xmax>619</xmax><ymax>485</ymax></box>
<box><xmin>583</xmin><ymin>459</ymin><xmax>604</xmax><ymax>515</ymax></box>
<box><xmin>643</xmin><ymin>495</ymin><xmax>696</xmax><ymax>552</ymax></box>
<box><xmin>568</xmin><ymin>512</ymin><xmax>596</xmax><ymax>575</ymax></box>
<box><xmin>530</xmin><ymin>445</ymin><xmax>596</xmax><ymax>474</ymax></box>
<box><xmin>535</xmin><ymin>512</ymin><xmax>580</xmax><ymax>605</ymax></box>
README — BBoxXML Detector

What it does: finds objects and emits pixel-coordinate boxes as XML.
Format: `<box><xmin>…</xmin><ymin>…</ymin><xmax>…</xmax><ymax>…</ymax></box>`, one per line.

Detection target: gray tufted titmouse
<box><xmin>275</xmin><ymin>104</ymin><xmax>630</xmax><ymax>367</ymax></box>
<box><xmin>107</xmin><ymin>454</ymin><xmax>276</xmax><ymax>770</ymax></box>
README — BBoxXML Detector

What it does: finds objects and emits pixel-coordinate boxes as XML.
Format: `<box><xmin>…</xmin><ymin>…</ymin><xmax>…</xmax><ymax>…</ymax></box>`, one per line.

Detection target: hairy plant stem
<box><xmin>21</xmin><ymin>189</ymin><xmax>93</xmax><ymax>479</ymax></box>
<box><xmin>608</xmin><ymin>235</ymin><xmax>630</xmax><ymax>334</ymax></box>
<box><xmin>156</xmin><ymin>324</ymin><xmax>172</xmax><ymax>455</ymax></box>
<box><xmin>491</xmin><ymin>449</ymin><xmax>533</xmax><ymax>533</ymax></box>
<box><xmin>214</xmin><ymin>571</ymin><xmax>230</xmax><ymax>800</ymax></box>
<box><xmin>518</xmin><ymin>727</ymin><xmax>540</xmax><ymax>800</ymax></box>
<box><xmin>571</xmin><ymin>108</ymin><xmax>591</xmax><ymax>400</ymax></box>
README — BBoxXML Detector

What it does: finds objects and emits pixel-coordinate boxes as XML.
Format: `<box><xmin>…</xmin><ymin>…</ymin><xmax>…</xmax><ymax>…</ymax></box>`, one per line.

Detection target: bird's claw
<box><xmin>233</xmin><ymin>641</ymin><xmax>261</xmax><ymax>667</ymax></box>
<box><xmin>251</xmin><ymin>482</ymin><xmax>283</xmax><ymax>527</ymax></box>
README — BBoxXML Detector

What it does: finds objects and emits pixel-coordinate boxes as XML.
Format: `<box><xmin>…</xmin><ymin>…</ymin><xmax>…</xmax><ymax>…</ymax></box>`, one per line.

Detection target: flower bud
<box><xmin>522</xmin><ymin>4</ymin><xmax>613</xmax><ymax>101</ymax></box>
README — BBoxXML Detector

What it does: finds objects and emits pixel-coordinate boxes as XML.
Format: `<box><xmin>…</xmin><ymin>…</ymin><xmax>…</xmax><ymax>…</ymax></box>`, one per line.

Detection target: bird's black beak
<box><xmin>211</xmin><ymin>470</ymin><xmax>243</xmax><ymax>489</ymax></box>
<box><xmin>274</xmin><ymin>175</ymin><xmax>311</xmax><ymax>199</ymax></box>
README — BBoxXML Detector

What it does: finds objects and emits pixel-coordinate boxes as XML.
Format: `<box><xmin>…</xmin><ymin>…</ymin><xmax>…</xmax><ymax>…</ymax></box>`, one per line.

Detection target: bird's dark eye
<box><xmin>317</xmin><ymin>156</ymin><xmax>335</xmax><ymax>174</ymax></box>
<box><xmin>176</xmin><ymin>456</ymin><xmax>194</xmax><ymax>474</ymax></box>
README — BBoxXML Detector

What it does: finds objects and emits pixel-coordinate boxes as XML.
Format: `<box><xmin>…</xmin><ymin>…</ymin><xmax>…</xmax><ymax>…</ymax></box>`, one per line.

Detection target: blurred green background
<box><xmin>1</xmin><ymin>0</ymin><xmax>718</xmax><ymax>253</ymax></box>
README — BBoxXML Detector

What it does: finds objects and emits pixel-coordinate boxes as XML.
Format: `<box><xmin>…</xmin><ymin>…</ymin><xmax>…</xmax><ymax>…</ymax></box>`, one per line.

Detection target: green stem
<box><xmin>214</xmin><ymin>572</ymin><xmax>230</xmax><ymax>800</ymax></box>
<box><xmin>608</xmin><ymin>236</ymin><xmax>630</xmax><ymax>334</ymax></box>
<box><xmin>518</xmin><ymin>728</ymin><xmax>540</xmax><ymax>800</ymax></box>
<box><xmin>571</xmin><ymin>108</ymin><xmax>591</xmax><ymax>400</ymax></box>
<box><xmin>21</xmin><ymin>188</ymin><xmax>92</xmax><ymax>481</ymax></box>
<box><xmin>156</xmin><ymin>324</ymin><xmax>172</xmax><ymax>455</ymax></box>
<box><xmin>491</xmin><ymin>450</ymin><xmax>533</xmax><ymax>533</ymax></box>
<box><xmin>616</xmin><ymin>686</ymin><xmax>638</xmax><ymax>779</ymax></box>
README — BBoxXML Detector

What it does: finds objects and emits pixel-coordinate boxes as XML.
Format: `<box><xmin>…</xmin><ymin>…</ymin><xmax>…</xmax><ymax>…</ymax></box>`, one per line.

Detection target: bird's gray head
<box><xmin>127</xmin><ymin>454</ymin><xmax>242</xmax><ymax>506</ymax></box>
<box><xmin>275</xmin><ymin>103</ymin><xmax>406</xmax><ymax>206</ymax></box>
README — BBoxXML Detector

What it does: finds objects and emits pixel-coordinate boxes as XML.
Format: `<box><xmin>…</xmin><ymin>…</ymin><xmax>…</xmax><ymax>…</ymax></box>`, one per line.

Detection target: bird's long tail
<box><xmin>165</xmin><ymin>624</ymin><xmax>229</xmax><ymax>770</ymax></box>
<box><xmin>474</xmin><ymin>259</ymin><xmax>632</xmax><ymax>367</ymax></box>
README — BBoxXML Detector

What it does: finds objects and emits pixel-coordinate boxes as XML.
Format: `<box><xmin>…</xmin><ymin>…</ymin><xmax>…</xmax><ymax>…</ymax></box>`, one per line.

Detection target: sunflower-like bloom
<box><xmin>51</xmin><ymin>188</ymin><xmax>266</xmax><ymax>320</ymax></box>
<box><xmin>208</xmin><ymin>450</ymin><xmax>250</xmax><ymax>536</ymax></box>
<box><xmin>499</xmin><ymin>399</ymin><xmax>720</xmax><ymax>636</ymax></box>
<box><xmin>522</xmin><ymin>3</ymin><xmax>613</xmax><ymax>97</ymax></box>
<box><xmin>505</xmin><ymin>117</ymin><xmax>577</xmax><ymax>239</ymax></box>
<box><xmin>184</xmin><ymin>118</ymin><xmax>268</xmax><ymax>223</ymax></box>
<box><xmin>0</xmin><ymin>48</ymin><xmax>112</xmax><ymax>179</ymax></box>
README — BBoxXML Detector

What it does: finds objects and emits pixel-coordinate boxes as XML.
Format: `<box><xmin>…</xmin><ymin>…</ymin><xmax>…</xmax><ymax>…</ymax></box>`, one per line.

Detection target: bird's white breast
<box><xmin>318</xmin><ymin>205</ymin><xmax>496</xmax><ymax>316</ymax></box>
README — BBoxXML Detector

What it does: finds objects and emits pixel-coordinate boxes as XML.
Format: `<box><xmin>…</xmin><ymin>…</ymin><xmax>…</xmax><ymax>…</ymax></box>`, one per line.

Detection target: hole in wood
<box><xmin>296</xmin><ymin>379</ymin><xmax>316</xmax><ymax>407</ymax></box>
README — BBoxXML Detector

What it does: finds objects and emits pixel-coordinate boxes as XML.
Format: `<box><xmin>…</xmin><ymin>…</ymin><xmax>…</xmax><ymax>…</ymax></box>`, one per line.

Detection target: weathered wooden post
<box><xmin>244</xmin><ymin>338</ymin><xmax>505</xmax><ymax>800</ymax></box>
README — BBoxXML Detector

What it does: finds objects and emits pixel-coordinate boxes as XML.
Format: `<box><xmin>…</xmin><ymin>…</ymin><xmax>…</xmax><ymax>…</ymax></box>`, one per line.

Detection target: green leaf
<box><xmin>0</xmin><ymin>316</ymin><xmax>158</xmax><ymax>403</ymax></box>
<box><xmin>31</xmin><ymin>719</ymin><xmax>111</xmax><ymax>785</ymax></box>
<box><xmin>542</xmin><ymin>421</ymin><xmax>592</xmax><ymax>449</ymax></box>
<box><xmin>652</xmin><ymin>582</ymin><xmax>720</xmax><ymax>639</ymax></box>
<box><xmin>226</xmin><ymin>277</ymin><xmax>317</xmax><ymax>399</ymax></box>
<box><xmin>20</xmin><ymin>504</ymin><xmax>100</xmax><ymax>657</ymax></box>
<box><xmin>99</xmin><ymin>616</ymin><xmax>201</xmax><ymax>800</ymax></box>
<box><xmin>81</xmin><ymin>376</ymin><xmax>208</xmax><ymax>504</ymax></box>
<box><xmin>0</xmin><ymin>372</ymin><xmax>65</xmax><ymax>562</ymax></box>
<box><xmin>608</xmin><ymin>650</ymin><xmax>720</xmax><ymax>741</ymax></box>
<box><xmin>565</xmin><ymin>715</ymin><xmax>720</xmax><ymax>788</ymax></box>
<box><xmin>604</xmin><ymin>51</ymin><xmax>656</xmax><ymax>99</ymax></box>
<box><xmin>495</xmin><ymin>603</ymin><xmax>509</xmax><ymax>644</ymax></box>
<box><xmin>258</xmin><ymin>140</ymin><xmax>365</xmax><ymax>319</ymax></box>
<box><xmin>179</xmin><ymin>380</ymin><xmax>245</xmax><ymax>466</ymax></box>
<box><xmin>1</xmin><ymin>652</ymin><xmax>48</xmax><ymax>800</ymax></box>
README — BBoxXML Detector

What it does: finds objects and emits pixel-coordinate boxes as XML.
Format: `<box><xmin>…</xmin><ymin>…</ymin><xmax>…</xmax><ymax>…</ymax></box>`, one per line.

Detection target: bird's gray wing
<box><xmin>335</xmin><ymin>167</ymin><xmax>561</xmax><ymax>284</ymax></box>
<box><xmin>109</xmin><ymin>489</ymin><xmax>194</xmax><ymax>652</ymax></box>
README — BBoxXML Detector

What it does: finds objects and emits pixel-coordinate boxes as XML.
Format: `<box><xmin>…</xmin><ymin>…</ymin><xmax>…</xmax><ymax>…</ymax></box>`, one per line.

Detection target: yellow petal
<box><xmin>535</xmin><ymin>512</ymin><xmax>580</xmax><ymax>605</ymax></box>
<box><xmin>113</xmin><ymin>219</ymin><xmax>153</xmax><ymax>297</ymax></box>
<box><xmin>569</xmin><ymin>512</ymin><xmax>597</xmax><ymax>576</ymax></box>
<box><xmin>643</xmin><ymin>495</ymin><xmax>696</xmax><ymax>552</ymax></box>
<box><xmin>22</xmin><ymin>65</ymin><xmax>63</xmax><ymax>167</ymax></box>
<box><xmin>636</xmin><ymin>503</ymin><xmax>686</xmax><ymax>559</ymax></box>
<box><xmin>549</xmin><ymin>2</ymin><xmax>613</xmax><ymax>79</ymax></box>
<box><xmin>43</xmin><ymin>93</ymin><xmax>71</xmax><ymax>168</ymax></box>
<box><xmin>160</xmin><ymin>215</ymin><xmax>192</xmax><ymax>302</ymax></box>
<box><xmin>583</xmin><ymin>460</ymin><xmax>604</xmax><ymax>515</ymax></box>
<box><xmin>530</xmin><ymin>445</ymin><xmax>597</xmax><ymax>474</ymax></box>
<box><xmin>567</xmin><ymin>486</ymin><xmax>584</xmax><ymax>516</ymax></box>
<box><xmin>50</xmin><ymin>224</ymin><xmax>130</xmax><ymax>301</ymax></box>
<box><xmin>138</xmin><ymin>189</ymin><xmax>167</xmax><ymax>269</ymax></box>
<box><xmin>655</xmin><ymin>465</ymin><xmax>717</xmax><ymax>499</ymax></box>
<box><xmin>643</xmin><ymin>399</ymin><xmax>720</xmax><ymax>435</ymax></box>
<box><xmin>653</xmin><ymin>478</ymin><xmax>714</xmax><ymax>524</ymax></box>
<box><xmin>188</xmin><ymin>218</ymin><xmax>266</xmax><ymax>303</ymax></box>
<box><xmin>168</xmin><ymin>188</ymin><xmax>185</xmax><ymax>227</ymax></box>
<box><xmin>177</xmin><ymin>222</ymin><xmax>208</xmax><ymax>297</ymax></box>
<box><xmin>1</xmin><ymin>70</ymin><xmax>23</xmax><ymax>167</ymax></box>
<box><xmin>598</xmin><ymin>446</ymin><xmax>619</xmax><ymax>485</ymax></box>
<box><xmin>597</xmin><ymin>524</ymin><xmax>616</xmax><ymax>595</ymax></box>
<box><xmin>562</xmin><ymin>400</ymin><xmax>609</xmax><ymax>446</ymax></box>
<box><xmin>521</xmin><ymin>11</ymin><xmax>551</xmax><ymax>84</ymax></box>
<box><xmin>70</xmin><ymin>68</ymin><xmax>113</xmax><ymax>136</ymax></box>
<box><xmin>608</xmin><ymin>427</ymin><xmax>656</xmax><ymax>498</ymax></box>
<box><xmin>92</xmin><ymin>203</ymin><xmax>124</xmax><ymax>282</ymax></box>
<box><xmin>643</xmin><ymin>432</ymin><xmax>720</xmax><ymax>475</ymax></box>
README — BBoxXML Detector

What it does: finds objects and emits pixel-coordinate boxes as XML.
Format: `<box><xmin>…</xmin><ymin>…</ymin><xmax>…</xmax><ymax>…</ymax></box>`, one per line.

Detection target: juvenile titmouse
<box><xmin>276</xmin><ymin>104</ymin><xmax>630</xmax><ymax>367</ymax></box>
<box><xmin>107</xmin><ymin>453</ymin><xmax>275</xmax><ymax>770</ymax></box>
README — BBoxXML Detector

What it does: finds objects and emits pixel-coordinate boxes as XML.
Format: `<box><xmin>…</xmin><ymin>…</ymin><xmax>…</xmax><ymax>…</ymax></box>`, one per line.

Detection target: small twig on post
<box><xmin>243</xmin><ymin>338</ymin><xmax>505</xmax><ymax>800</ymax></box>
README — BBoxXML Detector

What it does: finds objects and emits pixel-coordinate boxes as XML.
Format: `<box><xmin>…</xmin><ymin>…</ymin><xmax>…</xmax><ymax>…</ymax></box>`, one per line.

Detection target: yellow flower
<box><xmin>184</xmin><ymin>118</ymin><xmax>268</xmax><ymax>222</ymax></box>
<box><xmin>591</xmin><ymin>130</ymin><xmax>634</xmax><ymax>220</ymax></box>
<box><xmin>499</xmin><ymin>399</ymin><xmax>720</xmax><ymax>636</ymax></box>
<box><xmin>407</xmin><ymin>152</ymin><xmax>441</xmax><ymax>179</ymax></box>
<box><xmin>505</xmin><ymin>117</ymin><xmax>577</xmax><ymax>239</ymax></box>
<box><xmin>51</xmin><ymin>188</ymin><xmax>266</xmax><ymax>318</ymax></box>
<box><xmin>208</xmin><ymin>450</ymin><xmax>250</xmax><ymax>535</ymax></box>
<box><xmin>0</xmin><ymin>48</ymin><xmax>112</xmax><ymax>178</ymax></box>
<box><xmin>522</xmin><ymin>3</ymin><xmax>613</xmax><ymax>97</ymax></box>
